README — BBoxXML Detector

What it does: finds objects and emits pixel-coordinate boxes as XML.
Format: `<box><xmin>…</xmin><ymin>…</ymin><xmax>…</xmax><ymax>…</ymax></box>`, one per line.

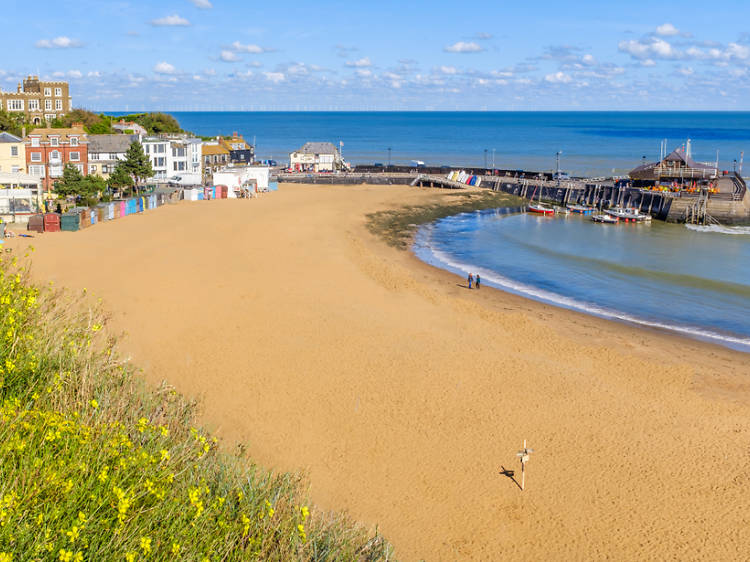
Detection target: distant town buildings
<box><xmin>0</xmin><ymin>76</ymin><xmax>72</xmax><ymax>124</ymax></box>
<box><xmin>219</xmin><ymin>133</ymin><xmax>254</xmax><ymax>165</ymax></box>
<box><xmin>25</xmin><ymin>124</ymin><xmax>88</xmax><ymax>192</ymax></box>
<box><xmin>88</xmin><ymin>134</ymin><xmax>136</xmax><ymax>179</ymax></box>
<box><xmin>112</xmin><ymin>119</ymin><xmax>147</xmax><ymax>136</ymax></box>
<box><xmin>202</xmin><ymin>142</ymin><xmax>230</xmax><ymax>180</ymax></box>
<box><xmin>0</xmin><ymin>132</ymin><xmax>26</xmax><ymax>174</ymax></box>
<box><xmin>289</xmin><ymin>142</ymin><xmax>343</xmax><ymax>172</ymax></box>
<box><xmin>143</xmin><ymin>135</ymin><xmax>202</xmax><ymax>183</ymax></box>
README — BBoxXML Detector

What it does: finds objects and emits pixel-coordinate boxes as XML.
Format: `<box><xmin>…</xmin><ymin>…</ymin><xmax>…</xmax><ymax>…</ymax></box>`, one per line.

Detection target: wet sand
<box><xmin>9</xmin><ymin>183</ymin><xmax>750</xmax><ymax>560</ymax></box>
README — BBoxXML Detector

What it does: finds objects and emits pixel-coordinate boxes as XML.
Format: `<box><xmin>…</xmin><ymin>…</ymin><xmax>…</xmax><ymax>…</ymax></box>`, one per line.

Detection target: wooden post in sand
<box><xmin>516</xmin><ymin>440</ymin><xmax>534</xmax><ymax>491</ymax></box>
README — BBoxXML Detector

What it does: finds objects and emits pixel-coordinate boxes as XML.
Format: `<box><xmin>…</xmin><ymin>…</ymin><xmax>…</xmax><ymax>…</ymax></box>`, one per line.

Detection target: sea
<box><xmin>116</xmin><ymin>111</ymin><xmax>750</xmax><ymax>351</ymax></box>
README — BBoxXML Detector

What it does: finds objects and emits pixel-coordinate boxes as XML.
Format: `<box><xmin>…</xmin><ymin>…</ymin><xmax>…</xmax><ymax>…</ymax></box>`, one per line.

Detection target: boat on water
<box><xmin>592</xmin><ymin>213</ymin><xmax>619</xmax><ymax>224</ymax></box>
<box><xmin>605</xmin><ymin>207</ymin><xmax>651</xmax><ymax>222</ymax></box>
<box><xmin>528</xmin><ymin>203</ymin><xmax>555</xmax><ymax>215</ymax></box>
<box><xmin>527</xmin><ymin>185</ymin><xmax>555</xmax><ymax>215</ymax></box>
<box><xmin>567</xmin><ymin>205</ymin><xmax>595</xmax><ymax>215</ymax></box>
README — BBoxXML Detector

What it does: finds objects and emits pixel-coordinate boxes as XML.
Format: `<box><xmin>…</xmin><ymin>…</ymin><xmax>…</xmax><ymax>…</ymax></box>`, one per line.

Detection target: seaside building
<box><xmin>111</xmin><ymin>119</ymin><xmax>147</xmax><ymax>136</ymax></box>
<box><xmin>629</xmin><ymin>143</ymin><xmax>718</xmax><ymax>183</ymax></box>
<box><xmin>201</xmin><ymin>142</ymin><xmax>230</xmax><ymax>180</ymax></box>
<box><xmin>0</xmin><ymin>172</ymin><xmax>43</xmax><ymax>223</ymax></box>
<box><xmin>143</xmin><ymin>135</ymin><xmax>202</xmax><ymax>183</ymax></box>
<box><xmin>25</xmin><ymin>124</ymin><xmax>89</xmax><ymax>193</ymax></box>
<box><xmin>88</xmin><ymin>134</ymin><xmax>136</xmax><ymax>179</ymax></box>
<box><xmin>218</xmin><ymin>133</ymin><xmax>255</xmax><ymax>165</ymax></box>
<box><xmin>0</xmin><ymin>76</ymin><xmax>72</xmax><ymax>124</ymax></box>
<box><xmin>289</xmin><ymin>142</ymin><xmax>343</xmax><ymax>172</ymax></box>
<box><xmin>0</xmin><ymin>132</ymin><xmax>26</xmax><ymax>174</ymax></box>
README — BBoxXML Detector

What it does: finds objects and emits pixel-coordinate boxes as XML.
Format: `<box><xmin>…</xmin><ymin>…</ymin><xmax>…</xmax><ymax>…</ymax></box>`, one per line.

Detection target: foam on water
<box><xmin>685</xmin><ymin>224</ymin><xmax>750</xmax><ymax>236</ymax></box>
<box><xmin>414</xmin><ymin>219</ymin><xmax>750</xmax><ymax>352</ymax></box>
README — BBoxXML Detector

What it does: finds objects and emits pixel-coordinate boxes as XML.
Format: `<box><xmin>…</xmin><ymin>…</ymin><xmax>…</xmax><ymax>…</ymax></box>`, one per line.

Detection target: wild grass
<box><xmin>366</xmin><ymin>190</ymin><xmax>523</xmax><ymax>250</ymax></box>
<box><xmin>0</xmin><ymin>252</ymin><xmax>392</xmax><ymax>561</ymax></box>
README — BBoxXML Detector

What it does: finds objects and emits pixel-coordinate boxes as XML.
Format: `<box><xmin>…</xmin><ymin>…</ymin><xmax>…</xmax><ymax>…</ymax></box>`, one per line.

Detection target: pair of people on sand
<box><xmin>467</xmin><ymin>273</ymin><xmax>481</xmax><ymax>290</ymax></box>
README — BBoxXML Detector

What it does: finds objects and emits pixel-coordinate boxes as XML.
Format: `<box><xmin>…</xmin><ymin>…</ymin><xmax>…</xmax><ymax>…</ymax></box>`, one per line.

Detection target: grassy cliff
<box><xmin>0</xmin><ymin>252</ymin><xmax>391</xmax><ymax>561</ymax></box>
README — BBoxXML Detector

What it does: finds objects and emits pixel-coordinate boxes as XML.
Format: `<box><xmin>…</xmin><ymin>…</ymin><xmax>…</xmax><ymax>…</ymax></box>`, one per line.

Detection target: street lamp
<box><xmin>492</xmin><ymin>148</ymin><xmax>496</xmax><ymax>171</ymax></box>
<box><xmin>733</xmin><ymin>159</ymin><xmax>737</xmax><ymax>174</ymax></box>
<box><xmin>555</xmin><ymin>150</ymin><xmax>563</xmax><ymax>187</ymax></box>
<box><xmin>484</xmin><ymin>148</ymin><xmax>488</xmax><ymax>169</ymax></box>
<box><xmin>387</xmin><ymin>147</ymin><xmax>392</xmax><ymax>169</ymax></box>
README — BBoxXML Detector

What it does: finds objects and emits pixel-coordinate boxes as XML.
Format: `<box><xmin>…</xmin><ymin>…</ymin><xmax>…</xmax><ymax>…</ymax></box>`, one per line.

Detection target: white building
<box><xmin>88</xmin><ymin>134</ymin><xmax>136</xmax><ymax>179</ymax></box>
<box><xmin>0</xmin><ymin>172</ymin><xmax>43</xmax><ymax>223</ymax></box>
<box><xmin>142</xmin><ymin>136</ymin><xmax>202</xmax><ymax>184</ymax></box>
<box><xmin>289</xmin><ymin>142</ymin><xmax>343</xmax><ymax>172</ymax></box>
<box><xmin>213</xmin><ymin>166</ymin><xmax>270</xmax><ymax>196</ymax></box>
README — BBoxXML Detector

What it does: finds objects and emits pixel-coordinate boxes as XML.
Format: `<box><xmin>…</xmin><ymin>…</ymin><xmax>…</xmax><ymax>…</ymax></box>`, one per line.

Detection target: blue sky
<box><xmin>3</xmin><ymin>0</ymin><xmax>750</xmax><ymax>110</ymax></box>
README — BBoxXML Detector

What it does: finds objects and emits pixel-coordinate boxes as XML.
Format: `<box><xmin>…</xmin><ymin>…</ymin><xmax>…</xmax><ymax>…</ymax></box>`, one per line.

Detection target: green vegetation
<box><xmin>50</xmin><ymin>110</ymin><xmax>185</xmax><ymax>136</ymax></box>
<box><xmin>367</xmin><ymin>189</ymin><xmax>524</xmax><ymax>249</ymax></box>
<box><xmin>0</xmin><ymin>252</ymin><xmax>391</xmax><ymax>559</ymax></box>
<box><xmin>119</xmin><ymin>141</ymin><xmax>154</xmax><ymax>188</ymax></box>
<box><xmin>53</xmin><ymin>165</ymin><xmax>106</xmax><ymax>203</ymax></box>
<box><xmin>0</xmin><ymin>111</ymin><xmax>36</xmax><ymax>138</ymax></box>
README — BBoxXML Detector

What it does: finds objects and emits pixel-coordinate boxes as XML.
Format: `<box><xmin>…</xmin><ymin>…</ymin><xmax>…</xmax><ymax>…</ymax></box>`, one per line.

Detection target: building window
<box><xmin>29</xmin><ymin>165</ymin><xmax>45</xmax><ymax>177</ymax></box>
<box><xmin>156</xmin><ymin>144</ymin><xmax>166</xmax><ymax>153</ymax></box>
<box><xmin>69</xmin><ymin>152</ymin><xmax>80</xmax><ymax>162</ymax></box>
<box><xmin>55</xmin><ymin>100</ymin><xmax>63</xmax><ymax>111</ymax></box>
<box><xmin>70</xmin><ymin>137</ymin><xmax>79</xmax><ymax>147</ymax></box>
<box><xmin>8</xmin><ymin>99</ymin><xmax>24</xmax><ymax>111</ymax></box>
<box><xmin>44</xmin><ymin>88</ymin><xmax>51</xmax><ymax>97</ymax></box>
<box><xmin>30</xmin><ymin>137</ymin><xmax>40</xmax><ymax>147</ymax></box>
<box><xmin>50</xmin><ymin>137</ymin><xmax>59</xmax><ymax>147</ymax></box>
<box><xmin>89</xmin><ymin>153</ymin><xmax>98</xmax><ymax>161</ymax></box>
<box><xmin>10</xmin><ymin>146</ymin><xmax>18</xmax><ymax>157</ymax></box>
<box><xmin>29</xmin><ymin>99</ymin><xmax>40</xmax><ymax>111</ymax></box>
<box><xmin>30</xmin><ymin>152</ymin><xmax>42</xmax><ymax>162</ymax></box>
<box><xmin>45</xmin><ymin>100</ymin><xmax>52</xmax><ymax>111</ymax></box>
<box><xmin>11</xmin><ymin>166</ymin><xmax>20</xmax><ymax>173</ymax></box>
<box><xmin>49</xmin><ymin>165</ymin><xmax>63</xmax><ymax>178</ymax></box>
<box><xmin>102</xmin><ymin>165</ymin><xmax>108</xmax><ymax>174</ymax></box>
<box><xmin>89</xmin><ymin>165</ymin><xmax>97</xmax><ymax>173</ymax></box>
<box><xmin>50</xmin><ymin>150</ymin><xmax>61</xmax><ymax>161</ymax></box>
<box><xmin>155</xmin><ymin>157</ymin><xmax>166</xmax><ymax>167</ymax></box>
<box><xmin>55</xmin><ymin>87</ymin><xmax>62</xmax><ymax>97</ymax></box>
<box><xmin>74</xmin><ymin>164</ymin><xmax>84</xmax><ymax>174</ymax></box>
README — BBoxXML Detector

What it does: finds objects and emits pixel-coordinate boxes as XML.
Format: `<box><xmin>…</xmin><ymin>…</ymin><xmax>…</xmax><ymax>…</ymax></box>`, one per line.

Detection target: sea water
<box><xmin>413</xmin><ymin>211</ymin><xmax>750</xmax><ymax>352</ymax></box>
<box><xmin>126</xmin><ymin>111</ymin><xmax>750</xmax><ymax>176</ymax></box>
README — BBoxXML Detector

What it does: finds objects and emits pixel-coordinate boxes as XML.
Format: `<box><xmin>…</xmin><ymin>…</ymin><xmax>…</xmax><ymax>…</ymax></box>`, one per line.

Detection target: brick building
<box><xmin>25</xmin><ymin>124</ymin><xmax>88</xmax><ymax>193</ymax></box>
<box><xmin>0</xmin><ymin>76</ymin><xmax>72</xmax><ymax>125</ymax></box>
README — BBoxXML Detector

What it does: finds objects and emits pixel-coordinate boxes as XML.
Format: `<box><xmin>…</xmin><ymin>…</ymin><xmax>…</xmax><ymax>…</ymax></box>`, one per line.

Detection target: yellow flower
<box><xmin>0</xmin><ymin>552</ymin><xmax>12</xmax><ymax>562</ymax></box>
<box><xmin>140</xmin><ymin>537</ymin><xmax>151</xmax><ymax>555</ymax></box>
<box><xmin>58</xmin><ymin>550</ymin><xmax>73</xmax><ymax>562</ymax></box>
<box><xmin>160</xmin><ymin>449</ymin><xmax>170</xmax><ymax>462</ymax></box>
<box><xmin>136</xmin><ymin>418</ymin><xmax>149</xmax><ymax>433</ymax></box>
<box><xmin>89</xmin><ymin>400</ymin><xmax>98</xmax><ymax>409</ymax></box>
<box><xmin>160</xmin><ymin>426</ymin><xmax>169</xmax><ymax>437</ymax></box>
<box><xmin>66</xmin><ymin>525</ymin><xmax>80</xmax><ymax>543</ymax></box>
<box><xmin>171</xmin><ymin>543</ymin><xmax>180</xmax><ymax>555</ymax></box>
<box><xmin>73</xmin><ymin>553</ymin><xmax>83</xmax><ymax>562</ymax></box>
<box><xmin>125</xmin><ymin>553</ymin><xmax>136</xmax><ymax>562</ymax></box>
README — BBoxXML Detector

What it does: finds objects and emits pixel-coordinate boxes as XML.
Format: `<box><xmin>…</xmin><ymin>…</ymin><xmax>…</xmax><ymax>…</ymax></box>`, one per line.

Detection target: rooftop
<box><xmin>0</xmin><ymin>132</ymin><xmax>23</xmax><ymax>143</ymax></box>
<box><xmin>88</xmin><ymin>134</ymin><xmax>136</xmax><ymax>153</ymax></box>
<box><xmin>27</xmin><ymin>125</ymin><xmax>87</xmax><ymax>142</ymax></box>
<box><xmin>294</xmin><ymin>142</ymin><xmax>339</xmax><ymax>155</ymax></box>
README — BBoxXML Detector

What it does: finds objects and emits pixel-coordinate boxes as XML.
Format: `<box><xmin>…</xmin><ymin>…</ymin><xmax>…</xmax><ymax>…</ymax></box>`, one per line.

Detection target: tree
<box><xmin>108</xmin><ymin>162</ymin><xmax>134</xmax><ymax>193</ymax></box>
<box><xmin>53</xmin><ymin>165</ymin><xmax>103</xmax><ymax>200</ymax></box>
<box><xmin>120</xmin><ymin>141</ymin><xmax>154</xmax><ymax>189</ymax></box>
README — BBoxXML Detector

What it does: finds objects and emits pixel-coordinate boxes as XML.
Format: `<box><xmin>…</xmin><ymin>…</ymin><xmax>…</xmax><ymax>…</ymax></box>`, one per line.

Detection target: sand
<box><xmin>8</xmin><ymin>183</ymin><xmax>750</xmax><ymax>560</ymax></box>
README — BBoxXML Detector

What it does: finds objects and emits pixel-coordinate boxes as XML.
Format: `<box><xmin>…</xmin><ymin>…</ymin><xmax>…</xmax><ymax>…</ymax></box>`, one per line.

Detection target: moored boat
<box><xmin>528</xmin><ymin>203</ymin><xmax>555</xmax><ymax>215</ymax></box>
<box><xmin>592</xmin><ymin>213</ymin><xmax>619</xmax><ymax>224</ymax></box>
<box><xmin>567</xmin><ymin>205</ymin><xmax>595</xmax><ymax>215</ymax></box>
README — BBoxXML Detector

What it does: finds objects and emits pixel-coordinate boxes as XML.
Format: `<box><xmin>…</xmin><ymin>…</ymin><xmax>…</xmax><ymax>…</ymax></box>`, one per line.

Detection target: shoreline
<box><xmin>7</xmin><ymin>183</ymin><xmax>750</xmax><ymax>560</ymax></box>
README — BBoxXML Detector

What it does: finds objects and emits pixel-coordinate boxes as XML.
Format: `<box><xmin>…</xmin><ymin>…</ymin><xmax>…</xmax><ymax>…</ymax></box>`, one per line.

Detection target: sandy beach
<box><xmin>8</xmin><ymin>183</ymin><xmax>750</xmax><ymax>560</ymax></box>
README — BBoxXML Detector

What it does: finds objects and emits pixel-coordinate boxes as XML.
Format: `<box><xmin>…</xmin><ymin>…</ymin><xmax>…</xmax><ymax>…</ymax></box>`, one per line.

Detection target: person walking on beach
<box><xmin>476</xmin><ymin>274</ymin><xmax>481</xmax><ymax>290</ymax></box>
<box><xmin>468</xmin><ymin>273</ymin><xmax>474</xmax><ymax>289</ymax></box>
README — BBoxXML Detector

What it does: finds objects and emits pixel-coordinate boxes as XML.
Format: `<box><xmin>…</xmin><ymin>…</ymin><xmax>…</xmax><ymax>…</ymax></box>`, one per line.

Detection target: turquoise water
<box><xmin>110</xmin><ymin>111</ymin><xmax>750</xmax><ymax>176</ymax></box>
<box><xmin>413</xmin><ymin>211</ymin><xmax>750</xmax><ymax>352</ymax></box>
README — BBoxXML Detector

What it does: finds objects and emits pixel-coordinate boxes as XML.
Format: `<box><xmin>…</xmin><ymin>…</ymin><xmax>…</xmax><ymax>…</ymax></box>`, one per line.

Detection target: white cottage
<box><xmin>289</xmin><ymin>142</ymin><xmax>342</xmax><ymax>172</ymax></box>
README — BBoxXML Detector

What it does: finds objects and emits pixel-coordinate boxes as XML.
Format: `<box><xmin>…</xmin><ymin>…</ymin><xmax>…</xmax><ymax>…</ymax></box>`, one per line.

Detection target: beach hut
<box><xmin>149</xmin><ymin>194</ymin><xmax>157</xmax><ymax>209</ymax></box>
<box><xmin>27</xmin><ymin>214</ymin><xmax>44</xmax><ymax>233</ymax></box>
<box><xmin>60</xmin><ymin>212</ymin><xmax>80</xmax><ymax>232</ymax></box>
<box><xmin>44</xmin><ymin>213</ymin><xmax>61</xmax><ymax>232</ymax></box>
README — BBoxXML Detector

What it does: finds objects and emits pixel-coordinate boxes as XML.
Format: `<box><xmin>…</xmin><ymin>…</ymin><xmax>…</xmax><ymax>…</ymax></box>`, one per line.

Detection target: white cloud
<box><xmin>220</xmin><ymin>50</ymin><xmax>240</xmax><ymax>62</ymax></box>
<box><xmin>263</xmin><ymin>71</ymin><xmax>285</xmax><ymax>83</ymax></box>
<box><xmin>438</xmin><ymin>66</ymin><xmax>458</xmax><ymax>75</ymax></box>
<box><xmin>150</xmin><ymin>14</ymin><xmax>190</xmax><ymax>26</ymax></box>
<box><xmin>582</xmin><ymin>54</ymin><xmax>596</xmax><ymax>65</ymax></box>
<box><xmin>236</xmin><ymin>70</ymin><xmax>254</xmax><ymax>78</ymax></box>
<box><xmin>655</xmin><ymin>23</ymin><xmax>679</xmax><ymax>37</ymax></box>
<box><xmin>68</xmin><ymin>70</ymin><xmax>83</xmax><ymax>79</ymax></box>
<box><xmin>36</xmin><ymin>36</ymin><xmax>82</xmax><ymax>49</ymax></box>
<box><xmin>641</xmin><ymin>58</ymin><xmax>656</xmax><ymax>67</ymax></box>
<box><xmin>87</xmin><ymin>71</ymin><xmax>102</xmax><ymax>77</ymax></box>
<box><xmin>355</xmin><ymin>69</ymin><xmax>372</xmax><ymax>77</ymax></box>
<box><xmin>204</xmin><ymin>68</ymin><xmax>217</xmax><ymax>76</ymax></box>
<box><xmin>444</xmin><ymin>41</ymin><xmax>483</xmax><ymax>53</ymax></box>
<box><xmin>346</xmin><ymin>57</ymin><xmax>372</xmax><ymax>68</ymax></box>
<box><xmin>153</xmin><ymin>61</ymin><xmax>177</xmax><ymax>74</ymax></box>
<box><xmin>231</xmin><ymin>41</ymin><xmax>271</xmax><ymax>53</ymax></box>
<box><xmin>189</xmin><ymin>0</ymin><xmax>212</xmax><ymax>8</ymax></box>
<box><xmin>544</xmin><ymin>71</ymin><xmax>572</xmax><ymax>83</ymax></box>
<box><xmin>618</xmin><ymin>38</ymin><xmax>679</xmax><ymax>60</ymax></box>
<box><xmin>677</xmin><ymin>66</ymin><xmax>694</xmax><ymax>76</ymax></box>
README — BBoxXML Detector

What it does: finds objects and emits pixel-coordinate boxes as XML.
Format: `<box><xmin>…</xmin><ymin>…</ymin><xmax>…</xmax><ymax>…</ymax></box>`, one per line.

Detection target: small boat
<box><xmin>592</xmin><ymin>213</ymin><xmax>619</xmax><ymax>224</ymax></box>
<box><xmin>555</xmin><ymin>206</ymin><xmax>570</xmax><ymax>216</ymax></box>
<box><xmin>527</xmin><ymin>185</ymin><xmax>555</xmax><ymax>215</ymax></box>
<box><xmin>528</xmin><ymin>203</ymin><xmax>555</xmax><ymax>215</ymax></box>
<box><xmin>567</xmin><ymin>205</ymin><xmax>595</xmax><ymax>215</ymax></box>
